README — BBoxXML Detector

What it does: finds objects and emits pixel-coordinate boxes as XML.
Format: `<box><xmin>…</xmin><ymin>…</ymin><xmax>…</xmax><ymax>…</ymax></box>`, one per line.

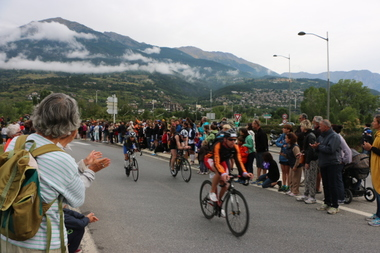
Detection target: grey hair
<box><xmin>320</xmin><ymin>119</ymin><xmax>331</xmax><ymax>128</ymax></box>
<box><xmin>7</xmin><ymin>124</ymin><xmax>20</xmax><ymax>137</ymax></box>
<box><xmin>31</xmin><ymin>93</ymin><xmax>81</xmax><ymax>138</ymax></box>
<box><xmin>313</xmin><ymin>116</ymin><xmax>323</xmax><ymax>123</ymax></box>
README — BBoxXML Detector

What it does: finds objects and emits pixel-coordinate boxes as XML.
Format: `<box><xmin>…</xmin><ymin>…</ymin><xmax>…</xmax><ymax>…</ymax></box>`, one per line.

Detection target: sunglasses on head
<box><xmin>227</xmin><ymin>138</ymin><xmax>237</xmax><ymax>141</ymax></box>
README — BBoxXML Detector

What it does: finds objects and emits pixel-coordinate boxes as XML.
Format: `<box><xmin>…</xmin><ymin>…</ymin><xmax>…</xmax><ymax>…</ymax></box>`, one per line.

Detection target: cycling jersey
<box><xmin>123</xmin><ymin>136</ymin><xmax>139</xmax><ymax>154</ymax></box>
<box><xmin>169</xmin><ymin>133</ymin><xmax>185</xmax><ymax>150</ymax></box>
<box><xmin>205</xmin><ymin>141</ymin><xmax>247</xmax><ymax>176</ymax></box>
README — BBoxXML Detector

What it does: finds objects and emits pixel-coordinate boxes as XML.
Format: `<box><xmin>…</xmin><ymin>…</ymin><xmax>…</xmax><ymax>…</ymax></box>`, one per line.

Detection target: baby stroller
<box><xmin>343</xmin><ymin>149</ymin><xmax>376</xmax><ymax>204</ymax></box>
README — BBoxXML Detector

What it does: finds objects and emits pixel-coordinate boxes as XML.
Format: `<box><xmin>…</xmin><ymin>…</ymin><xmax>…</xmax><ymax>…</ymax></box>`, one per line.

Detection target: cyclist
<box><xmin>124</xmin><ymin>132</ymin><xmax>140</xmax><ymax>176</ymax></box>
<box><xmin>169</xmin><ymin>126</ymin><xmax>190</xmax><ymax>172</ymax></box>
<box><xmin>204</xmin><ymin>129</ymin><xmax>254</xmax><ymax>209</ymax></box>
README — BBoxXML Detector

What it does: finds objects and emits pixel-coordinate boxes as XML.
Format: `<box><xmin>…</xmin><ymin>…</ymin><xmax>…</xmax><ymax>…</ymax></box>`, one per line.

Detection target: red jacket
<box><xmin>238</xmin><ymin>144</ymin><xmax>249</xmax><ymax>164</ymax></box>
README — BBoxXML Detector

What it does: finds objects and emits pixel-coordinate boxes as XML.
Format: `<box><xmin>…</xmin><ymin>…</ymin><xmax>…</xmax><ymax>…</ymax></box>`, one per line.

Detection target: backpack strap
<box><xmin>45</xmin><ymin>197</ymin><xmax>65</xmax><ymax>253</ymax></box>
<box><xmin>31</xmin><ymin>144</ymin><xmax>64</xmax><ymax>157</ymax></box>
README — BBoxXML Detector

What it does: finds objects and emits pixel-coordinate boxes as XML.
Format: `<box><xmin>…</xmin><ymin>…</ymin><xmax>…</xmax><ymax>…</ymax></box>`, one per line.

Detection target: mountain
<box><xmin>0</xmin><ymin>17</ymin><xmax>268</xmax><ymax>87</ymax></box>
<box><xmin>1</xmin><ymin>17</ymin><xmax>380</xmax><ymax>91</ymax></box>
<box><xmin>177</xmin><ymin>46</ymin><xmax>277</xmax><ymax>78</ymax></box>
<box><xmin>287</xmin><ymin>70</ymin><xmax>380</xmax><ymax>91</ymax></box>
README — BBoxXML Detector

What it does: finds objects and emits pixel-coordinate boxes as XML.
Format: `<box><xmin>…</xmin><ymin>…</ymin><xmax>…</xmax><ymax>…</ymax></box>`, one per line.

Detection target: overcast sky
<box><xmin>0</xmin><ymin>0</ymin><xmax>379</xmax><ymax>75</ymax></box>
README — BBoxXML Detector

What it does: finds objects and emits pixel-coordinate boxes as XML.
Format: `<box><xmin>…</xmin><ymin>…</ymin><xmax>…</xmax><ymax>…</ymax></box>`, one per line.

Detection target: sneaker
<box><xmin>197</xmin><ymin>171</ymin><xmax>202</xmax><ymax>174</ymax></box>
<box><xmin>209</xmin><ymin>192</ymin><xmax>218</xmax><ymax>202</ymax></box>
<box><xmin>338</xmin><ymin>200</ymin><xmax>345</xmax><ymax>205</ymax></box>
<box><xmin>125</xmin><ymin>166</ymin><xmax>130</xmax><ymax>177</ymax></box>
<box><xmin>316</xmin><ymin>204</ymin><xmax>329</xmax><ymax>211</ymax></box>
<box><xmin>304</xmin><ymin>197</ymin><xmax>317</xmax><ymax>204</ymax></box>
<box><xmin>151</xmin><ymin>153</ymin><xmax>156</xmax><ymax>156</ymax></box>
<box><xmin>365</xmin><ymin>214</ymin><xmax>378</xmax><ymax>221</ymax></box>
<box><xmin>285</xmin><ymin>190</ymin><xmax>291</xmax><ymax>195</ymax></box>
<box><xmin>276</xmin><ymin>181</ymin><xmax>282</xmax><ymax>189</ymax></box>
<box><xmin>368</xmin><ymin>218</ymin><xmax>380</xmax><ymax>226</ymax></box>
<box><xmin>296</xmin><ymin>195</ymin><xmax>308</xmax><ymax>201</ymax></box>
<box><xmin>284</xmin><ymin>186</ymin><xmax>290</xmax><ymax>191</ymax></box>
<box><xmin>257</xmin><ymin>181</ymin><xmax>263</xmax><ymax>186</ymax></box>
<box><xmin>327</xmin><ymin>207</ymin><xmax>340</xmax><ymax>215</ymax></box>
<box><xmin>220</xmin><ymin>209</ymin><xmax>226</xmax><ymax>218</ymax></box>
<box><xmin>251</xmin><ymin>180</ymin><xmax>259</xmax><ymax>185</ymax></box>
<box><xmin>163</xmin><ymin>151</ymin><xmax>167</xmax><ymax>154</ymax></box>
<box><xmin>288</xmin><ymin>192</ymin><xmax>296</xmax><ymax>197</ymax></box>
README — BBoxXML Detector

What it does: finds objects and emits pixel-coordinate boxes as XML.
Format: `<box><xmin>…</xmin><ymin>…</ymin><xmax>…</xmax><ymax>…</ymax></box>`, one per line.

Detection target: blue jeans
<box><xmin>375</xmin><ymin>189</ymin><xmax>380</xmax><ymax>218</ymax></box>
<box><xmin>258</xmin><ymin>174</ymin><xmax>274</xmax><ymax>188</ymax></box>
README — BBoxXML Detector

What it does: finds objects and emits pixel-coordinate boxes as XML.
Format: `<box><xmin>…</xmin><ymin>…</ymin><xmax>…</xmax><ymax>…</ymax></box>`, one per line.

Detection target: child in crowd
<box><xmin>236</xmin><ymin>136</ymin><xmax>249</xmax><ymax>183</ymax></box>
<box><xmin>197</xmin><ymin>139</ymin><xmax>210</xmax><ymax>174</ymax></box>
<box><xmin>161</xmin><ymin>129</ymin><xmax>169</xmax><ymax>153</ymax></box>
<box><xmin>256</xmin><ymin>152</ymin><xmax>281</xmax><ymax>188</ymax></box>
<box><xmin>64</xmin><ymin>207</ymin><xmax>99</xmax><ymax>253</ymax></box>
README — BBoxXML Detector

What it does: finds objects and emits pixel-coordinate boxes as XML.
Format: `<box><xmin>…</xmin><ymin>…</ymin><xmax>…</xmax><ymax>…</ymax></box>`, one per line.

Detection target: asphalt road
<box><xmin>67</xmin><ymin>140</ymin><xmax>380</xmax><ymax>253</ymax></box>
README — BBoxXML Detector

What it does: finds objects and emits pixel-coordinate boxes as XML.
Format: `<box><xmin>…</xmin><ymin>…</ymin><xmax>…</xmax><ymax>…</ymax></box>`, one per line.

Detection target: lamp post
<box><xmin>298</xmin><ymin>31</ymin><xmax>330</xmax><ymax>119</ymax></box>
<box><xmin>95</xmin><ymin>90</ymin><xmax>100</xmax><ymax>104</ymax></box>
<box><xmin>273</xmin><ymin>54</ymin><xmax>292</xmax><ymax>122</ymax></box>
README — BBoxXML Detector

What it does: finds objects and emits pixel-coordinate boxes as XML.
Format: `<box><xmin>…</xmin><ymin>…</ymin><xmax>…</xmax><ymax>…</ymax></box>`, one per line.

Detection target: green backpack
<box><xmin>0</xmin><ymin>135</ymin><xmax>65</xmax><ymax>252</ymax></box>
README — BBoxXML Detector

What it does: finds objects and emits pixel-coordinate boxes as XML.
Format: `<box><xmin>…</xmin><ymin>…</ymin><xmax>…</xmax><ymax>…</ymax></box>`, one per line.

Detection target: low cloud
<box><xmin>140</xmin><ymin>46</ymin><xmax>161</xmax><ymax>54</ymax></box>
<box><xmin>227</xmin><ymin>69</ymin><xmax>239</xmax><ymax>76</ymax></box>
<box><xmin>0</xmin><ymin>52</ymin><xmax>204</xmax><ymax>80</ymax></box>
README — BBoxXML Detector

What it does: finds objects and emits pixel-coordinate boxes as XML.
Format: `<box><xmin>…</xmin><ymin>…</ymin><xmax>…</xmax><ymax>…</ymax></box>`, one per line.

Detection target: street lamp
<box><xmin>298</xmin><ymin>31</ymin><xmax>330</xmax><ymax>119</ymax></box>
<box><xmin>95</xmin><ymin>90</ymin><xmax>100</xmax><ymax>104</ymax></box>
<box><xmin>273</xmin><ymin>54</ymin><xmax>292</xmax><ymax>122</ymax></box>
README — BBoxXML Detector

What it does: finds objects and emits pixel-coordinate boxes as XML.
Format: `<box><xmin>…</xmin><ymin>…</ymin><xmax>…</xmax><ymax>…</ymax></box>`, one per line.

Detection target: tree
<box><xmin>330</xmin><ymin>79</ymin><xmax>379</xmax><ymax>123</ymax></box>
<box><xmin>300</xmin><ymin>87</ymin><xmax>327</xmax><ymax>118</ymax></box>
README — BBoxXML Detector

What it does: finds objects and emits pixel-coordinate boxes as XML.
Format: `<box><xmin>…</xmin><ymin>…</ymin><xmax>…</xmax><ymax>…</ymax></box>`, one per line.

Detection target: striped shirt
<box><xmin>1</xmin><ymin>134</ymin><xmax>85</xmax><ymax>250</ymax></box>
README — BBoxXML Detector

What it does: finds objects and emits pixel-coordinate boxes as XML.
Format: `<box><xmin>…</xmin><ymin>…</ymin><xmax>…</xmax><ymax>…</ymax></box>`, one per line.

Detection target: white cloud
<box><xmin>227</xmin><ymin>69</ymin><xmax>239</xmax><ymax>76</ymax></box>
<box><xmin>140</xmin><ymin>47</ymin><xmax>161</xmax><ymax>54</ymax></box>
<box><xmin>0</xmin><ymin>53</ymin><xmax>203</xmax><ymax>80</ymax></box>
<box><xmin>122</xmin><ymin>50</ymin><xmax>151</xmax><ymax>63</ymax></box>
<box><xmin>0</xmin><ymin>21</ymin><xmax>96</xmax><ymax>50</ymax></box>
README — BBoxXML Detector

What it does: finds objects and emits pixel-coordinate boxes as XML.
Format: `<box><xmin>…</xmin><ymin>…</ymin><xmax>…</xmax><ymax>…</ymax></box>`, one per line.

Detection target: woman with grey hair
<box><xmin>3</xmin><ymin>123</ymin><xmax>22</xmax><ymax>150</ymax></box>
<box><xmin>2</xmin><ymin>93</ymin><xmax>110</xmax><ymax>252</ymax></box>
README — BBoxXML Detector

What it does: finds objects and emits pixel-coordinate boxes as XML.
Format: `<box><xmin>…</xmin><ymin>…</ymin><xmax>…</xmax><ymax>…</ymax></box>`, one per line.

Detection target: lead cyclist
<box><xmin>204</xmin><ymin>129</ymin><xmax>254</xmax><ymax>207</ymax></box>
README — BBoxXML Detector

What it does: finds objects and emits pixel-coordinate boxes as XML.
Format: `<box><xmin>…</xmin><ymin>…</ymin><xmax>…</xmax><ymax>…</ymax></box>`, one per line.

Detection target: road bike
<box><xmin>199</xmin><ymin>174</ymin><xmax>250</xmax><ymax>237</ymax></box>
<box><xmin>169</xmin><ymin>149</ymin><xmax>192</xmax><ymax>182</ymax></box>
<box><xmin>125</xmin><ymin>150</ymin><xmax>142</xmax><ymax>182</ymax></box>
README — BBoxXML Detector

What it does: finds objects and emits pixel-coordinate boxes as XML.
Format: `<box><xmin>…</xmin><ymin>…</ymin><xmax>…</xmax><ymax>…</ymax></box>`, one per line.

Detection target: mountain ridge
<box><xmin>0</xmin><ymin>17</ymin><xmax>380</xmax><ymax>91</ymax></box>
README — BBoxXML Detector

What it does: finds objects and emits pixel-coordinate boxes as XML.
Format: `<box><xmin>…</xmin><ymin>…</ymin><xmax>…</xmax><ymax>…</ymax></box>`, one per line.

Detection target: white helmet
<box><xmin>180</xmin><ymin>129</ymin><xmax>188</xmax><ymax>138</ymax></box>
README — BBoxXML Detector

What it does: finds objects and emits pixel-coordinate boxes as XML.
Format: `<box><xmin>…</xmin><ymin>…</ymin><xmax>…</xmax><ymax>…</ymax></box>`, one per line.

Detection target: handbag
<box><xmin>299</xmin><ymin>153</ymin><xmax>305</xmax><ymax>164</ymax></box>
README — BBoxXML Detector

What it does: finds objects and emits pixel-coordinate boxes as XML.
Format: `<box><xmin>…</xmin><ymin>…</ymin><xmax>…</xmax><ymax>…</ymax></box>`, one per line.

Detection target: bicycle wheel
<box><xmin>131</xmin><ymin>158</ymin><xmax>139</xmax><ymax>182</ymax></box>
<box><xmin>169</xmin><ymin>155</ymin><xmax>178</xmax><ymax>177</ymax></box>
<box><xmin>225</xmin><ymin>190</ymin><xmax>250</xmax><ymax>237</ymax></box>
<box><xmin>180</xmin><ymin>158</ymin><xmax>192</xmax><ymax>182</ymax></box>
<box><xmin>199</xmin><ymin>180</ymin><xmax>215</xmax><ymax>219</ymax></box>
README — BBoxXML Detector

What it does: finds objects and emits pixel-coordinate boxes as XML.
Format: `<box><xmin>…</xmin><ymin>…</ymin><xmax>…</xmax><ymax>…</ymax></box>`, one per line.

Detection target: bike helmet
<box><xmin>129</xmin><ymin>132</ymin><xmax>136</xmax><ymax>137</ymax></box>
<box><xmin>179</xmin><ymin>129</ymin><xmax>189</xmax><ymax>138</ymax></box>
<box><xmin>223</xmin><ymin>128</ymin><xmax>237</xmax><ymax>138</ymax></box>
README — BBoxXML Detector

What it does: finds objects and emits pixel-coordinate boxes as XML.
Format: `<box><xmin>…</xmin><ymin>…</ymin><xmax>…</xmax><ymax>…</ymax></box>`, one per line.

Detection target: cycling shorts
<box><xmin>204</xmin><ymin>158</ymin><xmax>229</xmax><ymax>175</ymax></box>
<box><xmin>123</xmin><ymin>144</ymin><xmax>136</xmax><ymax>154</ymax></box>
